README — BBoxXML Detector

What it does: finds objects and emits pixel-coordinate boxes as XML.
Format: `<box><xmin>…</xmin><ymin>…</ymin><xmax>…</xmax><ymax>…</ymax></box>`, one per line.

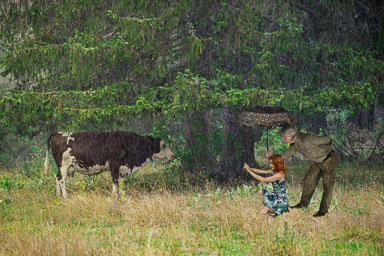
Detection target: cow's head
<box><xmin>152</xmin><ymin>140</ymin><xmax>175</xmax><ymax>161</ymax></box>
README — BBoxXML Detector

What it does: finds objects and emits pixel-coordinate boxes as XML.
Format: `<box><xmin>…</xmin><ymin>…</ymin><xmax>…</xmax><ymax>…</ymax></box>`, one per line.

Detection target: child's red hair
<box><xmin>269</xmin><ymin>154</ymin><xmax>286</xmax><ymax>176</ymax></box>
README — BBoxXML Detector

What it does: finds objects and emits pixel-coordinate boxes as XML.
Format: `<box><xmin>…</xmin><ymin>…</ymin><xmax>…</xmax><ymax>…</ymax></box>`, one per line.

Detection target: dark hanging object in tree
<box><xmin>238</xmin><ymin>106</ymin><xmax>298</xmax><ymax>150</ymax></box>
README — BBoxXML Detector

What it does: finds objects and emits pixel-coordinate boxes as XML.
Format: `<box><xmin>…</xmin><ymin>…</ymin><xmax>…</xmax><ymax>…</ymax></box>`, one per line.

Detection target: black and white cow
<box><xmin>44</xmin><ymin>131</ymin><xmax>175</xmax><ymax>199</ymax></box>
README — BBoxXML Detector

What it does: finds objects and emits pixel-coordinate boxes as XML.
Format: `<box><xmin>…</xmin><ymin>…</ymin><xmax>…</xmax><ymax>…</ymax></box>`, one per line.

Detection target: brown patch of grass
<box><xmin>0</xmin><ymin>164</ymin><xmax>383</xmax><ymax>255</ymax></box>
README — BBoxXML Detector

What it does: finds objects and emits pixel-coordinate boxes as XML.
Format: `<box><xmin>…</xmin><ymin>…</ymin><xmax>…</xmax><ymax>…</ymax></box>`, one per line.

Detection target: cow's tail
<box><xmin>44</xmin><ymin>133</ymin><xmax>54</xmax><ymax>176</ymax></box>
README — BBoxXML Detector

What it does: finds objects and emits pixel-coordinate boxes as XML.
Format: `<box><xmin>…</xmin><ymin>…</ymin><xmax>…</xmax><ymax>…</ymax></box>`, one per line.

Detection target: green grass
<box><xmin>0</xmin><ymin>161</ymin><xmax>383</xmax><ymax>255</ymax></box>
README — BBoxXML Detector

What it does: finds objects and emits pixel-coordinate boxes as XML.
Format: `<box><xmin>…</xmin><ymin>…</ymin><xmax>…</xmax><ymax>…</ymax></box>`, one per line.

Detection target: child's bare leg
<box><xmin>259</xmin><ymin>206</ymin><xmax>270</xmax><ymax>215</ymax></box>
<box><xmin>257</xmin><ymin>189</ymin><xmax>263</xmax><ymax>201</ymax></box>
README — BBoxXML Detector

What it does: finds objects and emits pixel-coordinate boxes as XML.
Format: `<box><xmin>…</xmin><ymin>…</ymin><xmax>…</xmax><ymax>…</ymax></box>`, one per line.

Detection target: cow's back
<box><xmin>68</xmin><ymin>131</ymin><xmax>114</xmax><ymax>167</ymax></box>
<box><xmin>62</xmin><ymin>131</ymin><xmax>151</xmax><ymax>168</ymax></box>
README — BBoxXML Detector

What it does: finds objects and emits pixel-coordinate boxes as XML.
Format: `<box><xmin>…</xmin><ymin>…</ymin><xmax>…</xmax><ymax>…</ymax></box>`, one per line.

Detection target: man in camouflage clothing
<box><xmin>267</xmin><ymin>124</ymin><xmax>337</xmax><ymax>217</ymax></box>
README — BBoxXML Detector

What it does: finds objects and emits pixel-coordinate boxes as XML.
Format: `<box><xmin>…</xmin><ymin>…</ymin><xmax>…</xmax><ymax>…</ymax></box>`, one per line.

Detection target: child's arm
<box><xmin>243</xmin><ymin>163</ymin><xmax>273</xmax><ymax>175</ymax></box>
<box><xmin>244</xmin><ymin>168</ymin><xmax>284</xmax><ymax>183</ymax></box>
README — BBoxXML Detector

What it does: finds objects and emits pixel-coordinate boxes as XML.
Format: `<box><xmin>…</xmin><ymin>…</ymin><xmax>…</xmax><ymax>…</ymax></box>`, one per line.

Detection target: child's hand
<box><xmin>243</xmin><ymin>162</ymin><xmax>249</xmax><ymax>171</ymax></box>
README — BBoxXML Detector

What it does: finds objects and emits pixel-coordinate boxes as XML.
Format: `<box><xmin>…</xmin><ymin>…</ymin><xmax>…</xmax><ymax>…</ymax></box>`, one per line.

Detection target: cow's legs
<box><xmin>55</xmin><ymin>147</ymin><xmax>74</xmax><ymax>199</ymax></box>
<box><xmin>55</xmin><ymin>176</ymin><xmax>62</xmax><ymax>197</ymax></box>
<box><xmin>112</xmin><ymin>176</ymin><xmax>121</xmax><ymax>199</ymax></box>
<box><xmin>110</xmin><ymin>162</ymin><xmax>121</xmax><ymax>199</ymax></box>
<box><xmin>56</xmin><ymin>165</ymin><xmax>70</xmax><ymax>199</ymax></box>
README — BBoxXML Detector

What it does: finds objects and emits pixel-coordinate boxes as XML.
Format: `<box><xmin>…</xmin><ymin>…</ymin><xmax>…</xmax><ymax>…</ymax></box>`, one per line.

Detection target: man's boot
<box><xmin>290</xmin><ymin>202</ymin><xmax>306</xmax><ymax>209</ymax></box>
<box><xmin>313</xmin><ymin>211</ymin><xmax>327</xmax><ymax>217</ymax></box>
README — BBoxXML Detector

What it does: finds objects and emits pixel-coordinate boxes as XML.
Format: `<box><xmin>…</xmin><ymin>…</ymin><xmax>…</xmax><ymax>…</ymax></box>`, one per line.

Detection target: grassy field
<box><xmin>0</xmin><ymin>161</ymin><xmax>383</xmax><ymax>255</ymax></box>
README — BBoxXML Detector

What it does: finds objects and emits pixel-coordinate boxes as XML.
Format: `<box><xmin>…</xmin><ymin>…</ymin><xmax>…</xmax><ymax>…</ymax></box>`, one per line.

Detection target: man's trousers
<box><xmin>299</xmin><ymin>153</ymin><xmax>337</xmax><ymax>214</ymax></box>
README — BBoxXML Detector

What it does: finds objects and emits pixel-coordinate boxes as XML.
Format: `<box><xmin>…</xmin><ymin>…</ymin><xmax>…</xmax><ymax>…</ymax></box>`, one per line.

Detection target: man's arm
<box><xmin>314</xmin><ymin>135</ymin><xmax>332</xmax><ymax>145</ymax></box>
<box><xmin>282</xmin><ymin>143</ymin><xmax>296</xmax><ymax>160</ymax></box>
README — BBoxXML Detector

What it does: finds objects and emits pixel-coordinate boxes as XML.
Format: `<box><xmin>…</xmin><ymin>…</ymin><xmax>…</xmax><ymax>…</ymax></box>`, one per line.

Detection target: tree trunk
<box><xmin>183</xmin><ymin>108</ymin><xmax>260</xmax><ymax>182</ymax></box>
<box><xmin>183</xmin><ymin>110</ymin><xmax>215</xmax><ymax>173</ymax></box>
<box><xmin>215</xmin><ymin>108</ymin><xmax>259</xmax><ymax>182</ymax></box>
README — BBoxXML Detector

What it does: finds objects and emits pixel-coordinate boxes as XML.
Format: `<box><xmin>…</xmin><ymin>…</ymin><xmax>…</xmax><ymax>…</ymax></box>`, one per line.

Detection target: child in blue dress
<box><xmin>244</xmin><ymin>154</ymin><xmax>289</xmax><ymax>216</ymax></box>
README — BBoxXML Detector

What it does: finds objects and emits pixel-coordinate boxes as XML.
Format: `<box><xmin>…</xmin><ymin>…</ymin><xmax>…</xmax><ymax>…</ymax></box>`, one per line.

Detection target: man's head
<box><xmin>280</xmin><ymin>124</ymin><xmax>298</xmax><ymax>144</ymax></box>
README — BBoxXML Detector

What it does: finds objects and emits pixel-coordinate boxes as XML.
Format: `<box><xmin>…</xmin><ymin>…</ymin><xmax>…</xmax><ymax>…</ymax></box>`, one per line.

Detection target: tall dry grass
<box><xmin>0</xmin><ymin>162</ymin><xmax>383</xmax><ymax>255</ymax></box>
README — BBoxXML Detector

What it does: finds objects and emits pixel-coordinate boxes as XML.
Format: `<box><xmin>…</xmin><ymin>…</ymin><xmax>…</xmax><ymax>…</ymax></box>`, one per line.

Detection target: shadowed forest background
<box><xmin>0</xmin><ymin>0</ymin><xmax>383</xmax><ymax>179</ymax></box>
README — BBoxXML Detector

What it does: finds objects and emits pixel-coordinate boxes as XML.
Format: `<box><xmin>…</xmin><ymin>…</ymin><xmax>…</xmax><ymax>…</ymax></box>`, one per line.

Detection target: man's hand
<box><xmin>266</xmin><ymin>151</ymin><xmax>272</xmax><ymax>158</ymax></box>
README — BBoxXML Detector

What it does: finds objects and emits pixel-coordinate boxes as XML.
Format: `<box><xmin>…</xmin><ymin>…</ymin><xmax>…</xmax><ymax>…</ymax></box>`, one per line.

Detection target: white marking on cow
<box><xmin>131</xmin><ymin>166</ymin><xmax>141</xmax><ymax>173</ymax></box>
<box><xmin>119</xmin><ymin>158</ymin><xmax>148</xmax><ymax>176</ymax></box>
<box><xmin>57</xmin><ymin>132</ymin><xmax>75</xmax><ymax>144</ymax></box>
<box><xmin>152</xmin><ymin>140</ymin><xmax>174</xmax><ymax>161</ymax></box>
<box><xmin>56</xmin><ymin>177</ymin><xmax>62</xmax><ymax>197</ymax></box>
<box><xmin>112</xmin><ymin>177</ymin><xmax>120</xmax><ymax>197</ymax></box>
<box><xmin>57</xmin><ymin>147</ymin><xmax>76</xmax><ymax>199</ymax></box>
<box><xmin>71</xmin><ymin>161</ymin><xmax>110</xmax><ymax>175</ymax></box>
<box><xmin>119</xmin><ymin>165</ymin><xmax>131</xmax><ymax>176</ymax></box>
<box><xmin>67</xmin><ymin>133</ymin><xmax>74</xmax><ymax>144</ymax></box>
